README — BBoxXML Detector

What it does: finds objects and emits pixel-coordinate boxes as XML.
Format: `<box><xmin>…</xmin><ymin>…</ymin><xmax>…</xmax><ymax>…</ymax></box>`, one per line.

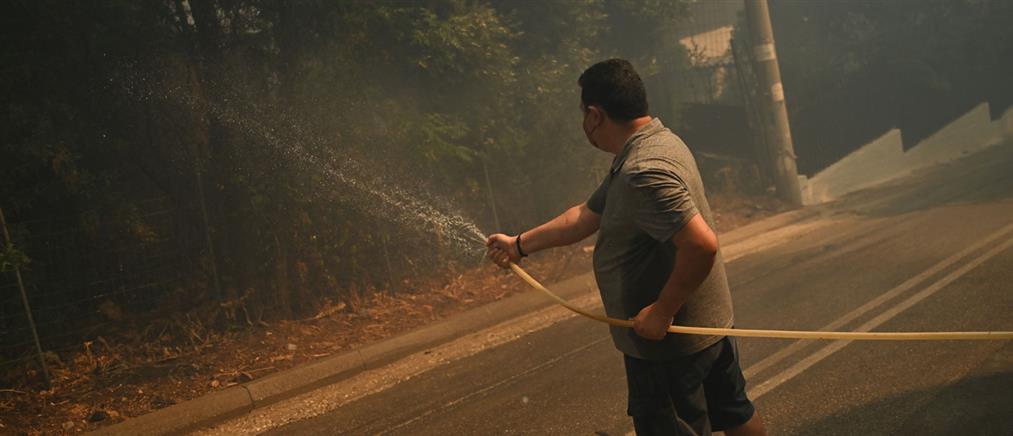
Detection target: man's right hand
<box><xmin>485</xmin><ymin>233</ymin><xmax>522</xmax><ymax>268</ymax></box>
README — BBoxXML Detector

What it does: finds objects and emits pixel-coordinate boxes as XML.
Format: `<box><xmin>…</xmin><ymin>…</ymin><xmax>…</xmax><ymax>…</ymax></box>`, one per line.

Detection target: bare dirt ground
<box><xmin>0</xmin><ymin>194</ymin><xmax>783</xmax><ymax>435</ymax></box>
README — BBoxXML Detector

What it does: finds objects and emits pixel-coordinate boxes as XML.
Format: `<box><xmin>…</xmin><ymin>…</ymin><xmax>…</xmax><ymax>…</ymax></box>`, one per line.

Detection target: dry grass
<box><xmin>0</xmin><ymin>245</ymin><xmax>590</xmax><ymax>435</ymax></box>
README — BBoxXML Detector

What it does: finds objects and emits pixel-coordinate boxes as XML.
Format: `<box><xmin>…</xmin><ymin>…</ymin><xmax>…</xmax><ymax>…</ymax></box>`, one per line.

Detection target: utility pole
<box><xmin>744</xmin><ymin>0</ymin><xmax>803</xmax><ymax>207</ymax></box>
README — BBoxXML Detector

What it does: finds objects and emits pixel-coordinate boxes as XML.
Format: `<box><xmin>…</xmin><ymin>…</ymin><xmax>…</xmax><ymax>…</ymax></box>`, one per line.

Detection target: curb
<box><xmin>92</xmin><ymin>271</ymin><xmax>598</xmax><ymax>435</ymax></box>
<box><xmin>91</xmin><ymin>387</ymin><xmax>253</xmax><ymax>436</ymax></box>
<box><xmin>719</xmin><ymin>205</ymin><xmax>826</xmax><ymax>248</ymax></box>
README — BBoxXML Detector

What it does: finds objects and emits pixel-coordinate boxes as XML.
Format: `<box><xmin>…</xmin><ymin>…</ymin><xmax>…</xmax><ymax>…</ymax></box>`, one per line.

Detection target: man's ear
<box><xmin>586</xmin><ymin>105</ymin><xmax>604</xmax><ymax>127</ymax></box>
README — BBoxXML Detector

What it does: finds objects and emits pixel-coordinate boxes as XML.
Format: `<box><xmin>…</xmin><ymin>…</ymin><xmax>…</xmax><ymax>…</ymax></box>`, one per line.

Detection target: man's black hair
<box><xmin>578</xmin><ymin>58</ymin><xmax>648</xmax><ymax>122</ymax></box>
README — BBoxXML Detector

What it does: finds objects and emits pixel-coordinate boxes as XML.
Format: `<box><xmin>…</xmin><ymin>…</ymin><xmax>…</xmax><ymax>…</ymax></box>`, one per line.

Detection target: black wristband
<box><xmin>516</xmin><ymin>232</ymin><xmax>528</xmax><ymax>258</ymax></box>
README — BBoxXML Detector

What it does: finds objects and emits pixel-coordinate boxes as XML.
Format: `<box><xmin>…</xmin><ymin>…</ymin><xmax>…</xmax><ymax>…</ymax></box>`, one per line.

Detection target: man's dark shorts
<box><xmin>623</xmin><ymin>336</ymin><xmax>755</xmax><ymax>436</ymax></box>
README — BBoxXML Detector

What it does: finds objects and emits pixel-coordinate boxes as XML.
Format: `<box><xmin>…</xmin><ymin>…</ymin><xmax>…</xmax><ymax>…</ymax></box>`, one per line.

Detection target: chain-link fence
<box><xmin>0</xmin><ymin>198</ymin><xmax>207</xmax><ymax>382</ymax></box>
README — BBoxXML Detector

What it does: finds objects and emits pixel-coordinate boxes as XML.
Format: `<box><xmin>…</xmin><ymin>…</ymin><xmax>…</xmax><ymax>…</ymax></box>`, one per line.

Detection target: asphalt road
<box><xmin>257</xmin><ymin>144</ymin><xmax>1013</xmax><ymax>435</ymax></box>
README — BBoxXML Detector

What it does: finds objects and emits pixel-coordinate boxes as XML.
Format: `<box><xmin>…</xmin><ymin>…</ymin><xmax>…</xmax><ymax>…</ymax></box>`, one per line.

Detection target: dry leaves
<box><xmin>2</xmin><ymin>245</ymin><xmax>594</xmax><ymax>435</ymax></box>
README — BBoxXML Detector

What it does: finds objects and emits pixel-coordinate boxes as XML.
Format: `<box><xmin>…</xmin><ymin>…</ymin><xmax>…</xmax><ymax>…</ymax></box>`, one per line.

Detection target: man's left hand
<box><xmin>485</xmin><ymin>233</ymin><xmax>521</xmax><ymax>268</ymax></box>
<box><xmin>632</xmin><ymin>302</ymin><xmax>674</xmax><ymax>341</ymax></box>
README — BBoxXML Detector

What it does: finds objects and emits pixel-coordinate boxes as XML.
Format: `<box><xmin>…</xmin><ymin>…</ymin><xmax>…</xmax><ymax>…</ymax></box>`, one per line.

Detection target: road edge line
<box><xmin>747</xmin><ymin>232</ymin><xmax>1013</xmax><ymax>400</ymax></box>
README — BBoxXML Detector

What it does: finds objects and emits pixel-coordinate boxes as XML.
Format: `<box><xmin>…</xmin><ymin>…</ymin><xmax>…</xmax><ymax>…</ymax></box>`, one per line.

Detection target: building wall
<box><xmin>802</xmin><ymin>102</ymin><xmax>1010</xmax><ymax>205</ymax></box>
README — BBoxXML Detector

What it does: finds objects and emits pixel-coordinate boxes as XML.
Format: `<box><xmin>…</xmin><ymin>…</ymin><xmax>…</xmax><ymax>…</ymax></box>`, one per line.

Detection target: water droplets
<box><xmin>114</xmin><ymin>70</ymin><xmax>489</xmax><ymax>255</ymax></box>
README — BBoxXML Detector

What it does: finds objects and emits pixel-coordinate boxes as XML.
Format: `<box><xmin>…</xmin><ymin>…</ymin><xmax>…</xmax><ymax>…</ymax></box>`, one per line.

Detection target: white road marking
<box><xmin>743</xmin><ymin>222</ymin><xmax>1013</xmax><ymax>379</ymax></box>
<box><xmin>747</xmin><ymin>233</ymin><xmax>1013</xmax><ymax>400</ymax></box>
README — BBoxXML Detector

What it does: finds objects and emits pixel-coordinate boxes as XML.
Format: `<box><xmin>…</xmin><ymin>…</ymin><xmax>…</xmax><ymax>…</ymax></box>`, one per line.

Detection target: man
<box><xmin>486</xmin><ymin>59</ymin><xmax>766</xmax><ymax>436</ymax></box>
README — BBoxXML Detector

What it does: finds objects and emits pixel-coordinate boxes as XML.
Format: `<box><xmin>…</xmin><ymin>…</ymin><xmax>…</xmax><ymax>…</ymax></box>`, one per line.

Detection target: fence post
<box><xmin>194</xmin><ymin>168</ymin><xmax>223</xmax><ymax>300</ymax></box>
<box><xmin>0</xmin><ymin>208</ymin><xmax>51</xmax><ymax>387</ymax></box>
<box><xmin>481</xmin><ymin>157</ymin><xmax>502</xmax><ymax>232</ymax></box>
<box><xmin>730</xmin><ymin>35</ymin><xmax>775</xmax><ymax>188</ymax></box>
<box><xmin>380</xmin><ymin>229</ymin><xmax>395</xmax><ymax>292</ymax></box>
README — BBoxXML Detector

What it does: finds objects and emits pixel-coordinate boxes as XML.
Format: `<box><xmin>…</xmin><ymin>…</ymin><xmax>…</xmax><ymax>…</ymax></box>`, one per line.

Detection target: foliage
<box><xmin>0</xmin><ymin>243</ymin><xmax>30</xmax><ymax>273</ymax></box>
<box><xmin>0</xmin><ymin>0</ymin><xmax>695</xmax><ymax>329</ymax></box>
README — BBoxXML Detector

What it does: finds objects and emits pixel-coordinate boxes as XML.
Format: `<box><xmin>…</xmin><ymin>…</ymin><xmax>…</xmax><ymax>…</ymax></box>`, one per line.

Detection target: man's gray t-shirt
<box><xmin>587</xmin><ymin>118</ymin><xmax>733</xmax><ymax>360</ymax></box>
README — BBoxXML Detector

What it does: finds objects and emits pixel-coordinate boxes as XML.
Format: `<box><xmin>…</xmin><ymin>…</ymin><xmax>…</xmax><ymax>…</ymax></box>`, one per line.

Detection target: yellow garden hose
<box><xmin>508</xmin><ymin>262</ymin><xmax>1013</xmax><ymax>341</ymax></box>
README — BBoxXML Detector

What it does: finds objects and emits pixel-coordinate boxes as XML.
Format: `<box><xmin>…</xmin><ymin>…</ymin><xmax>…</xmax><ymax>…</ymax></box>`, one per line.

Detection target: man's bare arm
<box><xmin>519</xmin><ymin>202</ymin><xmax>601</xmax><ymax>253</ymax></box>
<box><xmin>486</xmin><ymin>203</ymin><xmax>600</xmax><ymax>267</ymax></box>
